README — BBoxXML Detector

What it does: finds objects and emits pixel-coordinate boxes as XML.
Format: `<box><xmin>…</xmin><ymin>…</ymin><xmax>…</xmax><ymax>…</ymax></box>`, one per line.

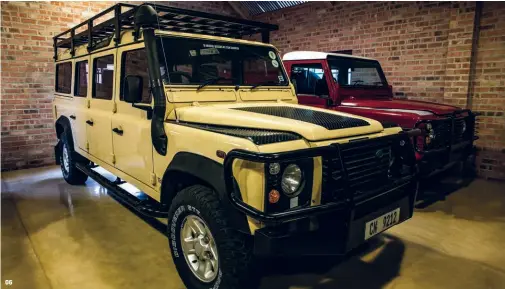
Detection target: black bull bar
<box><xmin>223</xmin><ymin>131</ymin><xmax>419</xmax><ymax>225</ymax></box>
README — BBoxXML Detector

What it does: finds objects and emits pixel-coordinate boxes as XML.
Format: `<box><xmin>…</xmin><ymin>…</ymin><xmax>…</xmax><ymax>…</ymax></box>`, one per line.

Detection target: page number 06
<box><xmin>5</xmin><ymin>280</ymin><xmax>13</xmax><ymax>286</ymax></box>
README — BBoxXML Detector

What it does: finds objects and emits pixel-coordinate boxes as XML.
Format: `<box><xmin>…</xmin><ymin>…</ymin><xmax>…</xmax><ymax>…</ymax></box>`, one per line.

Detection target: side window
<box><xmin>93</xmin><ymin>55</ymin><xmax>114</xmax><ymax>100</ymax></box>
<box><xmin>291</xmin><ymin>64</ymin><xmax>329</xmax><ymax>97</ymax></box>
<box><xmin>56</xmin><ymin>62</ymin><xmax>72</xmax><ymax>94</ymax></box>
<box><xmin>74</xmin><ymin>60</ymin><xmax>88</xmax><ymax>97</ymax></box>
<box><xmin>122</xmin><ymin>49</ymin><xmax>151</xmax><ymax>104</ymax></box>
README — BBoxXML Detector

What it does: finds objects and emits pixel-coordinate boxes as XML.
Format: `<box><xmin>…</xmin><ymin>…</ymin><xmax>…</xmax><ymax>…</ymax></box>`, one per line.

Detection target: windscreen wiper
<box><xmin>197</xmin><ymin>77</ymin><xmax>227</xmax><ymax>91</ymax></box>
<box><xmin>250</xmin><ymin>80</ymin><xmax>284</xmax><ymax>90</ymax></box>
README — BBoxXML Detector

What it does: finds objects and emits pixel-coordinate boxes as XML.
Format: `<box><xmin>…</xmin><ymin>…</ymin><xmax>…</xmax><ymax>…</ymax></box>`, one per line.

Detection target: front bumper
<box><xmin>253</xmin><ymin>183</ymin><xmax>416</xmax><ymax>256</ymax></box>
<box><xmin>223</xmin><ymin>132</ymin><xmax>417</xmax><ymax>257</ymax></box>
<box><xmin>418</xmin><ymin>139</ymin><xmax>477</xmax><ymax>178</ymax></box>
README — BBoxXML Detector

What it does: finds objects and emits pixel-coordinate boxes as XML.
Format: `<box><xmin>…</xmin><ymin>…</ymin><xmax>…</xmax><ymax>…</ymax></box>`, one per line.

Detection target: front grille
<box><xmin>417</xmin><ymin>115</ymin><xmax>474</xmax><ymax>152</ymax></box>
<box><xmin>452</xmin><ymin>118</ymin><xmax>467</xmax><ymax>144</ymax></box>
<box><xmin>321</xmin><ymin>137</ymin><xmax>394</xmax><ymax>203</ymax></box>
<box><xmin>430</xmin><ymin>119</ymin><xmax>452</xmax><ymax>149</ymax></box>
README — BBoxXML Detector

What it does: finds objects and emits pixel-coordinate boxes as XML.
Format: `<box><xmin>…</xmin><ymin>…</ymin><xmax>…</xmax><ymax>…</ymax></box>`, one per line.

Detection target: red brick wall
<box><xmin>252</xmin><ymin>1</ymin><xmax>505</xmax><ymax>180</ymax></box>
<box><xmin>0</xmin><ymin>1</ymin><xmax>237</xmax><ymax>171</ymax></box>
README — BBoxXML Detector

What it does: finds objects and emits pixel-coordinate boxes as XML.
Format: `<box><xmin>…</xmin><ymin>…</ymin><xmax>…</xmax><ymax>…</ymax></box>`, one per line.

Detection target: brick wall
<box><xmin>0</xmin><ymin>1</ymin><xmax>237</xmax><ymax>171</ymax></box>
<box><xmin>2</xmin><ymin>1</ymin><xmax>504</xmax><ymax>180</ymax></box>
<box><xmin>252</xmin><ymin>1</ymin><xmax>505</xmax><ymax>180</ymax></box>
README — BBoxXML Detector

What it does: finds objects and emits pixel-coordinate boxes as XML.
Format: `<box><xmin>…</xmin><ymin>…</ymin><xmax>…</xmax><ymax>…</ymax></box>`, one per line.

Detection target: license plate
<box><xmin>364</xmin><ymin>208</ymin><xmax>400</xmax><ymax>240</ymax></box>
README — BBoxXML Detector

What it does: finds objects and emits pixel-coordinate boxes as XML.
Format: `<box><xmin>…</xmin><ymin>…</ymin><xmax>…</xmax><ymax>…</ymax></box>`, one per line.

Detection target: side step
<box><xmin>76</xmin><ymin>163</ymin><xmax>168</xmax><ymax>218</ymax></box>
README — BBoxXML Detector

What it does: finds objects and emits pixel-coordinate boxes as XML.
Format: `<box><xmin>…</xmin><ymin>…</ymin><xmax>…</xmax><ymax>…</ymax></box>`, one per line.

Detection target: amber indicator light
<box><xmin>268</xmin><ymin>189</ymin><xmax>280</xmax><ymax>204</ymax></box>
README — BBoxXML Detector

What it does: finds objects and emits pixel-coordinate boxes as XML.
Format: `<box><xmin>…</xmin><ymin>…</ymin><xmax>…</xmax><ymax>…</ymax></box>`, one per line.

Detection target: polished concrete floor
<box><xmin>2</xmin><ymin>166</ymin><xmax>505</xmax><ymax>289</ymax></box>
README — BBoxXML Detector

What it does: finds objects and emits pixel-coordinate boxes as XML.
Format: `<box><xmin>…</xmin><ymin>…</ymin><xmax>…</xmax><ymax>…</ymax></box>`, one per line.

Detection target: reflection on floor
<box><xmin>2</xmin><ymin>166</ymin><xmax>505</xmax><ymax>289</ymax></box>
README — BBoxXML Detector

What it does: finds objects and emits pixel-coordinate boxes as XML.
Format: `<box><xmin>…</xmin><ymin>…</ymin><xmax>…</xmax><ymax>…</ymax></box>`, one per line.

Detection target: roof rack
<box><xmin>53</xmin><ymin>3</ymin><xmax>279</xmax><ymax>61</ymax></box>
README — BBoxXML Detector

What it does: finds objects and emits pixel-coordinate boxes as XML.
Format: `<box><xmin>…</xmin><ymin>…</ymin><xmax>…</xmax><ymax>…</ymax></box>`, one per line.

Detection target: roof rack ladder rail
<box><xmin>53</xmin><ymin>37</ymin><xmax>58</xmax><ymax>60</ymax></box>
<box><xmin>261</xmin><ymin>30</ymin><xmax>270</xmax><ymax>43</ymax></box>
<box><xmin>70</xmin><ymin>29</ymin><xmax>75</xmax><ymax>56</ymax></box>
<box><xmin>87</xmin><ymin>19</ymin><xmax>93</xmax><ymax>52</ymax></box>
<box><xmin>114</xmin><ymin>4</ymin><xmax>121</xmax><ymax>46</ymax></box>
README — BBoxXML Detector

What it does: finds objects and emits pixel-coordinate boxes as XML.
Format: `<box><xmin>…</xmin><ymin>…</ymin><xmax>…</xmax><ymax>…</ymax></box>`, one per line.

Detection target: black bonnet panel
<box><xmin>233</xmin><ymin>106</ymin><xmax>370</xmax><ymax>130</ymax></box>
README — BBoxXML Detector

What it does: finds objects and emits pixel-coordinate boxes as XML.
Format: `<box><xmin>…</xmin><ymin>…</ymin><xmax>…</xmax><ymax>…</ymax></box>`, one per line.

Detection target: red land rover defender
<box><xmin>283</xmin><ymin>51</ymin><xmax>478</xmax><ymax>179</ymax></box>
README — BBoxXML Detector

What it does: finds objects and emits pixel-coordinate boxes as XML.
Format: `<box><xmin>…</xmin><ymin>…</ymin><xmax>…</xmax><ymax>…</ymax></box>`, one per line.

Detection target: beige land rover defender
<box><xmin>52</xmin><ymin>3</ymin><xmax>418</xmax><ymax>289</ymax></box>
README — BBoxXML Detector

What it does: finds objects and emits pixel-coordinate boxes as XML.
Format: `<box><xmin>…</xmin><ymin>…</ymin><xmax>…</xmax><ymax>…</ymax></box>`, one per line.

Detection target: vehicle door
<box><xmin>87</xmin><ymin>51</ymin><xmax>116</xmax><ymax>165</ymax></box>
<box><xmin>289</xmin><ymin>61</ymin><xmax>333</xmax><ymax>109</ymax></box>
<box><xmin>72</xmin><ymin>57</ymin><xmax>90</xmax><ymax>151</ymax></box>
<box><xmin>111</xmin><ymin>44</ymin><xmax>154</xmax><ymax>187</ymax></box>
<box><xmin>55</xmin><ymin>61</ymin><xmax>81</xmax><ymax>146</ymax></box>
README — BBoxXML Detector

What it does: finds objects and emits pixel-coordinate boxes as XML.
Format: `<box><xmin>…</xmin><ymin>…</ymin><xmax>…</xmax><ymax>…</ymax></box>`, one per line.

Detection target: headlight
<box><xmin>428</xmin><ymin>128</ymin><xmax>436</xmax><ymax>139</ymax></box>
<box><xmin>462</xmin><ymin>121</ymin><xmax>467</xmax><ymax>133</ymax></box>
<box><xmin>425</xmin><ymin>123</ymin><xmax>435</xmax><ymax>144</ymax></box>
<box><xmin>281</xmin><ymin>164</ymin><xmax>303</xmax><ymax>197</ymax></box>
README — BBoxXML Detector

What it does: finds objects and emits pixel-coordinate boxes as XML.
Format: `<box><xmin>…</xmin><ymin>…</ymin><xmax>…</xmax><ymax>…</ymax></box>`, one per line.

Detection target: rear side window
<box><xmin>93</xmin><ymin>55</ymin><xmax>114</xmax><ymax>100</ymax></box>
<box><xmin>74</xmin><ymin>60</ymin><xmax>88</xmax><ymax>97</ymax></box>
<box><xmin>56</xmin><ymin>62</ymin><xmax>72</xmax><ymax>94</ymax></box>
<box><xmin>122</xmin><ymin>49</ymin><xmax>151</xmax><ymax>104</ymax></box>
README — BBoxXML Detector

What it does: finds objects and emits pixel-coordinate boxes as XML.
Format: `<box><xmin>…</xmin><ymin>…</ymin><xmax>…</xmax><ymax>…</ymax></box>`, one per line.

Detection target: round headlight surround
<box><xmin>280</xmin><ymin>164</ymin><xmax>304</xmax><ymax>197</ymax></box>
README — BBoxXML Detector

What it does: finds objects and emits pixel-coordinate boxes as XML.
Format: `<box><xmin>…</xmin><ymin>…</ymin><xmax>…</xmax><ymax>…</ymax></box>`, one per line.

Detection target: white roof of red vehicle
<box><xmin>282</xmin><ymin>51</ymin><xmax>375</xmax><ymax>61</ymax></box>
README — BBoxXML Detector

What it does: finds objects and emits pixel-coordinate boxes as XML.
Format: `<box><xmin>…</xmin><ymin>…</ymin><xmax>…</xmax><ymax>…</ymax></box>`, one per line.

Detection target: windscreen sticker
<box><xmin>268</xmin><ymin>51</ymin><xmax>276</xmax><ymax>60</ymax></box>
<box><xmin>203</xmin><ymin>43</ymin><xmax>239</xmax><ymax>50</ymax></box>
<box><xmin>200</xmin><ymin>48</ymin><xmax>220</xmax><ymax>55</ymax></box>
<box><xmin>278</xmin><ymin>75</ymin><xmax>285</xmax><ymax>82</ymax></box>
<box><xmin>189</xmin><ymin>50</ymin><xmax>197</xmax><ymax>57</ymax></box>
<box><xmin>271</xmin><ymin>59</ymin><xmax>279</xmax><ymax>68</ymax></box>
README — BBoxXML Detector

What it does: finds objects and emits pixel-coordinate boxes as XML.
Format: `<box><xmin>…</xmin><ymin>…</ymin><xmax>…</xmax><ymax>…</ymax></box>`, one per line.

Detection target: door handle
<box><xmin>112</xmin><ymin>127</ymin><xmax>123</xmax><ymax>135</ymax></box>
<box><xmin>70</xmin><ymin>115</ymin><xmax>76</xmax><ymax>120</ymax></box>
<box><xmin>86</xmin><ymin>120</ymin><xmax>94</xmax><ymax>126</ymax></box>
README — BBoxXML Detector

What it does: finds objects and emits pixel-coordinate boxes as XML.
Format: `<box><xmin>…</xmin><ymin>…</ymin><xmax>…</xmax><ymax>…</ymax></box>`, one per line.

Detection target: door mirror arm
<box><xmin>131</xmin><ymin>103</ymin><xmax>153</xmax><ymax>120</ymax></box>
<box><xmin>326</xmin><ymin>98</ymin><xmax>334</xmax><ymax>107</ymax></box>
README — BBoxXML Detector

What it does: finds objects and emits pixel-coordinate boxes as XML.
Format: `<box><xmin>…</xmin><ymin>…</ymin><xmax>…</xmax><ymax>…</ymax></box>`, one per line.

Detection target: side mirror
<box><xmin>123</xmin><ymin>75</ymin><xmax>143</xmax><ymax>103</ymax></box>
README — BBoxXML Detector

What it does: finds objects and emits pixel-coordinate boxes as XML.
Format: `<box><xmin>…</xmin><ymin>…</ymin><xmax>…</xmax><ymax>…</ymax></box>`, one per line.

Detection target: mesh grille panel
<box><xmin>322</xmin><ymin>137</ymin><xmax>393</xmax><ymax>203</ymax></box>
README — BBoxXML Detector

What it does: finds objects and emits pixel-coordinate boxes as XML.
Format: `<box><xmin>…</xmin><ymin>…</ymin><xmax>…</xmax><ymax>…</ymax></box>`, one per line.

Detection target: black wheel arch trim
<box><xmin>55</xmin><ymin>115</ymin><xmax>74</xmax><ymax>149</ymax></box>
<box><xmin>161</xmin><ymin>151</ymin><xmax>250</xmax><ymax>234</ymax></box>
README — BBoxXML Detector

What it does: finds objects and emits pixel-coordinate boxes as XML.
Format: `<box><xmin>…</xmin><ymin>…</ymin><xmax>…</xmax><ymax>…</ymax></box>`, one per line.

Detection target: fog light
<box><xmin>268</xmin><ymin>189</ymin><xmax>280</xmax><ymax>204</ymax></box>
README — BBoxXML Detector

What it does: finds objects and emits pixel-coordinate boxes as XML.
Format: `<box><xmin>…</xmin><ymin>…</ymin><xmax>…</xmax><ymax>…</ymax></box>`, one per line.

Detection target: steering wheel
<box><xmin>167</xmin><ymin>71</ymin><xmax>193</xmax><ymax>83</ymax></box>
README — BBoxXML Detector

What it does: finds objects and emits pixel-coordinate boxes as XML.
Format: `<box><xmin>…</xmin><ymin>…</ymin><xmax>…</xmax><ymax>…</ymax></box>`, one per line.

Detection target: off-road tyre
<box><xmin>60</xmin><ymin>131</ymin><xmax>88</xmax><ymax>185</ymax></box>
<box><xmin>167</xmin><ymin>185</ymin><xmax>257</xmax><ymax>289</ymax></box>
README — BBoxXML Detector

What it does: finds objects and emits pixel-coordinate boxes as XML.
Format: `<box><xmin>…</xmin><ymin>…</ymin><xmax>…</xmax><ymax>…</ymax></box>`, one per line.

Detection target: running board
<box><xmin>76</xmin><ymin>163</ymin><xmax>168</xmax><ymax>218</ymax></box>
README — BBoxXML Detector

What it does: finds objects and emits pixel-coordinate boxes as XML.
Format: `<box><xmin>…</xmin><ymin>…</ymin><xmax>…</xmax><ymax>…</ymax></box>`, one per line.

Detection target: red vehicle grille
<box><xmin>416</xmin><ymin>115</ymin><xmax>475</xmax><ymax>152</ymax></box>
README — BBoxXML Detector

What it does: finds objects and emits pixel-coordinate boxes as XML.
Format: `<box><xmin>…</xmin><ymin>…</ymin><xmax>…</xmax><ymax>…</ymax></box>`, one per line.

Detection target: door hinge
<box><xmin>112</xmin><ymin>102</ymin><xmax>117</xmax><ymax>113</ymax></box>
<box><xmin>111</xmin><ymin>154</ymin><xmax>116</xmax><ymax>164</ymax></box>
<box><xmin>86</xmin><ymin>142</ymin><xmax>89</xmax><ymax>150</ymax></box>
<box><xmin>87</xmin><ymin>99</ymin><xmax>90</xmax><ymax>108</ymax></box>
<box><xmin>150</xmin><ymin>173</ymin><xmax>157</xmax><ymax>186</ymax></box>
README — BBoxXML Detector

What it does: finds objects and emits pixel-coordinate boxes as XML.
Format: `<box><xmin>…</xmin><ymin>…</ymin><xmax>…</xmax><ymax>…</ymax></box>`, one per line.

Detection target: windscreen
<box><xmin>156</xmin><ymin>36</ymin><xmax>289</xmax><ymax>87</ymax></box>
<box><xmin>328</xmin><ymin>57</ymin><xmax>387</xmax><ymax>87</ymax></box>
